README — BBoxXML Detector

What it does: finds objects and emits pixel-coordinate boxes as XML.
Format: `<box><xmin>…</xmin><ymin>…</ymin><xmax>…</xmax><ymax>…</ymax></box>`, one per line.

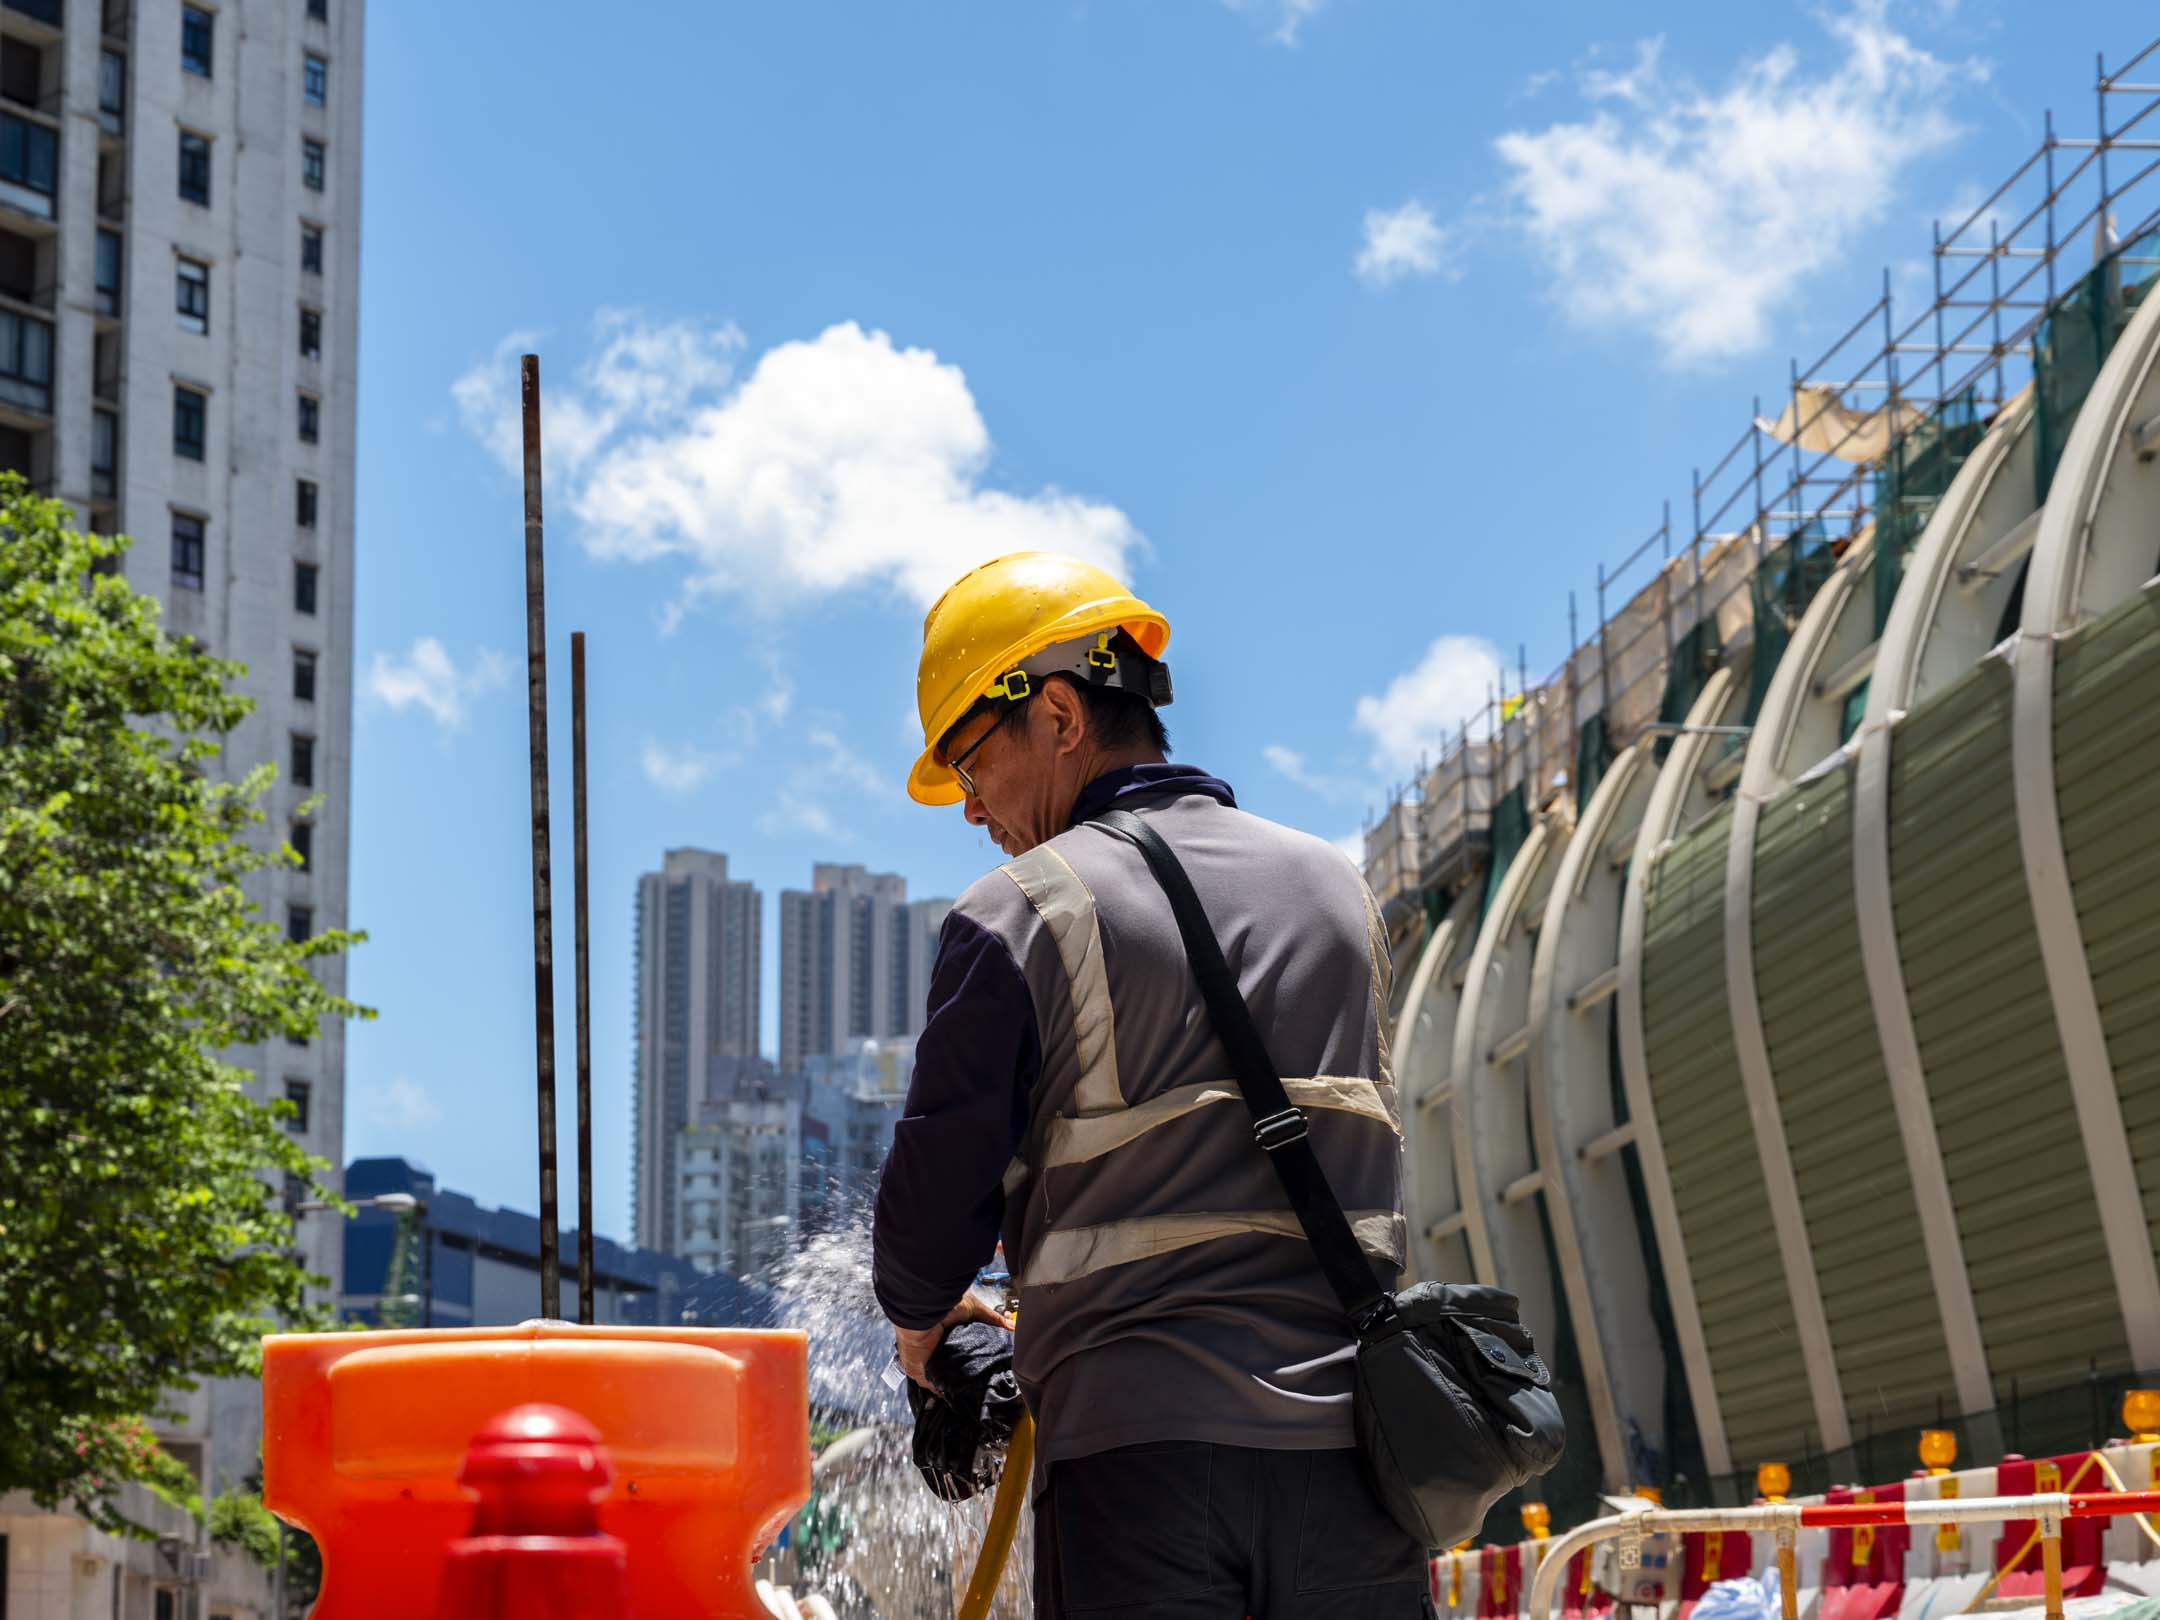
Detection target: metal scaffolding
<box><xmin>1364</xmin><ymin>36</ymin><xmax>2160</xmax><ymax>917</ymax></box>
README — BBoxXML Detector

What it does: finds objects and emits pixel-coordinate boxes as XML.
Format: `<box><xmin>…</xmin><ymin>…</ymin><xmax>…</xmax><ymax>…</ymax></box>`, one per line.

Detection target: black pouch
<box><xmin>1354</xmin><ymin>1281</ymin><xmax>1566</xmax><ymax>1549</ymax></box>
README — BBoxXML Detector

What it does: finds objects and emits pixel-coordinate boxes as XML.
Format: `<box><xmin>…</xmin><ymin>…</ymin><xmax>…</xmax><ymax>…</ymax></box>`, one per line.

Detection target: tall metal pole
<box><xmin>521</xmin><ymin>353</ymin><xmax>561</xmax><ymax>1322</ymax></box>
<box><xmin>571</xmin><ymin>631</ymin><xmax>596</xmax><ymax>1325</ymax></box>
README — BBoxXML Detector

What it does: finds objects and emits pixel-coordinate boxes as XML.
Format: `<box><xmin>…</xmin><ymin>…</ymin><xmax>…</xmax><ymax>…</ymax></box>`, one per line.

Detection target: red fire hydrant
<box><xmin>437</xmin><ymin>1403</ymin><xmax>629</xmax><ymax>1619</ymax></box>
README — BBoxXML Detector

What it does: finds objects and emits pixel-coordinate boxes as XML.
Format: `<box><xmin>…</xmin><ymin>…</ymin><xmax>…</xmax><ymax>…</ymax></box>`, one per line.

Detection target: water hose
<box><xmin>956</xmin><ymin>1411</ymin><xmax>1035</xmax><ymax>1620</ymax></box>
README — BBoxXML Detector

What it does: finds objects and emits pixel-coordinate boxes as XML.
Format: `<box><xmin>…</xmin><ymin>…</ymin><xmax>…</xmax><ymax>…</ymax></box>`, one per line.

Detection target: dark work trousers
<box><xmin>1033</xmin><ymin>1441</ymin><xmax>1436</xmax><ymax>1618</ymax></box>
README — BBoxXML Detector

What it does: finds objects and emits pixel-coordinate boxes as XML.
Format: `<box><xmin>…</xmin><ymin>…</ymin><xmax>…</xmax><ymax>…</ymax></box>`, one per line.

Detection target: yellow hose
<box><xmin>956</xmin><ymin>1411</ymin><xmax>1036</xmax><ymax>1620</ymax></box>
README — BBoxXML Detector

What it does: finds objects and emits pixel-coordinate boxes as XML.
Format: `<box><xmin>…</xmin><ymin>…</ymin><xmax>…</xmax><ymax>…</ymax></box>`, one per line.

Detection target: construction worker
<box><xmin>873</xmin><ymin>552</ymin><xmax>1428</xmax><ymax>1618</ymax></box>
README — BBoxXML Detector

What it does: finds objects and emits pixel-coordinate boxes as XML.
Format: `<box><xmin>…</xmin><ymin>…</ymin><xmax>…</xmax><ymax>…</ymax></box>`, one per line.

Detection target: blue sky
<box><xmin>342</xmin><ymin>0</ymin><xmax>2146</xmax><ymax>1238</ymax></box>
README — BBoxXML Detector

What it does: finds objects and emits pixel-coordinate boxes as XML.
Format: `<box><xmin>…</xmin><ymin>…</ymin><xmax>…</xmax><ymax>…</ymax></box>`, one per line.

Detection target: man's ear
<box><xmin>1041</xmin><ymin>678</ymin><xmax>1090</xmax><ymax>757</ymax></box>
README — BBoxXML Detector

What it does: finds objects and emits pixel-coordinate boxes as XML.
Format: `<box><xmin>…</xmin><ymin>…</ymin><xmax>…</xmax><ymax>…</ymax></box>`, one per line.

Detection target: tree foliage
<box><xmin>0</xmin><ymin>481</ymin><xmax>368</xmax><ymax>1527</ymax></box>
<box><xmin>208</xmin><ymin>1489</ymin><xmax>282</xmax><ymax>1567</ymax></box>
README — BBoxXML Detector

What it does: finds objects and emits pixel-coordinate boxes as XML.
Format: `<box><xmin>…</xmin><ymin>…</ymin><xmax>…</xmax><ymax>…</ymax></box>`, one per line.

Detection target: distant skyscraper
<box><xmin>632</xmin><ymin>849</ymin><xmax>761</xmax><ymax>1254</ymax></box>
<box><xmin>778</xmin><ymin>865</ymin><xmax>950</xmax><ymax>1072</ymax></box>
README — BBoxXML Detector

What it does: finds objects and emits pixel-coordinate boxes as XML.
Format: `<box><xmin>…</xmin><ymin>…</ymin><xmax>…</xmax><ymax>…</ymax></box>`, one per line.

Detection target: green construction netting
<box><xmin>1872</xmin><ymin>390</ymin><xmax>1985</xmax><ymax>636</ymax></box>
<box><xmin>1651</xmin><ymin>621</ymin><xmax>1719</xmax><ymax>764</ymax></box>
<box><xmin>1575</xmin><ymin>711</ymin><xmax>1616</xmax><ymax>810</ymax></box>
<box><xmin>1481</xmin><ymin>783</ymin><xmax>1529</xmax><ymax>916</ymax></box>
<box><xmin>2034</xmin><ymin>224</ymin><xmax>2160</xmax><ymax>503</ymax></box>
<box><xmin>1744</xmin><ymin>523</ymin><xmax>1838</xmax><ymax>726</ymax></box>
<box><xmin>1839</xmin><ymin>676</ymin><xmax>1871</xmax><ymax>744</ymax></box>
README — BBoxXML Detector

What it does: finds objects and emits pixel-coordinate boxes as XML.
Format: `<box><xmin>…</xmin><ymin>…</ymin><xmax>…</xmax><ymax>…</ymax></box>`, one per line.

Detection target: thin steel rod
<box><xmin>521</xmin><ymin>353</ymin><xmax>562</xmax><ymax>1323</ymax></box>
<box><xmin>2105</xmin><ymin>36</ymin><xmax>2160</xmax><ymax>83</ymax></box>
<box><xmin>571</xmin><ymin>630</ymin><xmax>595</xmax><ymax>1326</ymax></box>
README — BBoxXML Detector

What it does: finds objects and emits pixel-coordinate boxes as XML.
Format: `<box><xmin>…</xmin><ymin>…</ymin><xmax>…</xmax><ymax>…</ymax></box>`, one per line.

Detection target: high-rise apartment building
<box><xmin>777</xmin><ymin>864</ymin><xmax>950</xmax><ymax>1073</ymax></box>
<box><xmin>675</xmin><ymin>1096</ymin><xmax>800</xmax><ymax>1281</ymax></box>
<box><xmin>0</xmin><ymin>0</ymin><xmax>364</xmax><ymax>1511</ymax></box>
<box><xmin>632</xmin><ymin>849</ymin><xmax>761</xmax><ymax>1254</ymax></box>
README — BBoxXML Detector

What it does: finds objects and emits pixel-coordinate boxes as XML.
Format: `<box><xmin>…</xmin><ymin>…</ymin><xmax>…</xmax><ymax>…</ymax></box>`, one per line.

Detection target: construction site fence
<box><xmin>1516</xmin><ymin>1365</ymin><xmax>2160</xmax><ymax>1538</ymax></box>
<box><xmin>1433</xmin><ymin>1441</ymin><xmax>2160</xmax><ymax>1620</ymax></box>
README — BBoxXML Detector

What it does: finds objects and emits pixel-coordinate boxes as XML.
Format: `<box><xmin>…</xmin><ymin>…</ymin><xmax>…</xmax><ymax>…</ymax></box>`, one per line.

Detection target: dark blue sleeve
<box><xmin>872</xmin><ymin>908</ymin><xmax>1040</xmax><ymax>1332</ymax></box>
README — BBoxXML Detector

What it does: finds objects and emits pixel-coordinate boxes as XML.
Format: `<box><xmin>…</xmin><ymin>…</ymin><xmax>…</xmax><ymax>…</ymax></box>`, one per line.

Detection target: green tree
<box><xmin>0</xmin><ymin>480</ymin><xmax>369</xmax><ymax>1528</ymax></box>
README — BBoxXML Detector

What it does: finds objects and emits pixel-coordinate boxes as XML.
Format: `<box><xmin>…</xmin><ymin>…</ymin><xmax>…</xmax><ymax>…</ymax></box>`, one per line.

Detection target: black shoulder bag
<box><xmin>1092</xmin><ymin>808</ymin><xmax>1565</xmax><ymax>1551</ymax></box>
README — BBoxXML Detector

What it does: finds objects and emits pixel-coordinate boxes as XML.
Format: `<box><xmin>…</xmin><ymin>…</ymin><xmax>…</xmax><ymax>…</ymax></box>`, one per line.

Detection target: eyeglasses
<box><xmin>945</xmin><ymin>704</ymin><xmax>1019</xmax><ymax>798</ymax></box>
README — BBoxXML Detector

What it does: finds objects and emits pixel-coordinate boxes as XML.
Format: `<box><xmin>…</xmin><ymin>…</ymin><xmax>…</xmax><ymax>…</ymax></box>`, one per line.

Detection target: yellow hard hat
<box><xmin>908</xmin><ymin>551</ymin><xmax>1170</xmax><ymax>805</ymax></box>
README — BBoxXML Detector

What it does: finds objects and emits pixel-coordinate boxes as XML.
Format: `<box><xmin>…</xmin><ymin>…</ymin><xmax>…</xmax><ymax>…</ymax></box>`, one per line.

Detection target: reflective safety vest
<box><xmin>956</xmin><ymin>784</ymin><xmax>1406</xmax><ymax>1472</ymax></box>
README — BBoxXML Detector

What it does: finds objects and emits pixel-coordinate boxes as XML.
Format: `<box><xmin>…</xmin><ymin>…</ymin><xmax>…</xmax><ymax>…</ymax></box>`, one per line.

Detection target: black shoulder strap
<box><xmin>1091</xmin><ymin>807</ymin><xmax>1389</xmax><ymax>1326</ymax></box>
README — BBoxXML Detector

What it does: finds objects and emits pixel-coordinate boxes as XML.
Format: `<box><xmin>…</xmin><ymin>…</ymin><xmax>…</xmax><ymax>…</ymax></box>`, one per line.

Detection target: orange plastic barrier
<box><xmin>262</xmin><ymin>1320</ymin><xmax>810</xmax><ymax>1620</ymax></box>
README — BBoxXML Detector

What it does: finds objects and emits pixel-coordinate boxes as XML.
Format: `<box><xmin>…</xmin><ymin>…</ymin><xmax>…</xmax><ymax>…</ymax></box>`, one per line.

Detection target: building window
<box><xmin>95</xmin><ymin>229</ymin><xmax>122</xmax><ymax>316</ymax></box>
<box><xmin>303</xmin><ymin>53</ymin><xmax>326</xmax><ymax>107</ymax></box>
<box><xmin>181</xmin><ymin>7</ymin><xmax>214</xmax><ymax>77</ymax></box>
<box><xmin>287</xmin><ymin>904</ymin><xmax>312</xmax><ymax>944</ymax></box>
<box><xmin>300</xmin><ymin>222</ymin><xmax>323</xmax><ymax>274</ymax></box>
<box><xmin>296</xmin><ymin>478</ymin><xmax>317</xmax><ymax>528</ymax></box>
<box><xmin>98</xmin><ymin>49</ymin><xmax>125</xmax><ymax>134</ymax></box>
<box><xmin>308</xmin><ymin>0</ymin><xmax>327</xmax><ymax>19</ymax></box>
<box><xmin>291</xmin><ymin>820</ymin><xmax>313</xmax><ymax>871</ymax></box>
<box><xmin>298</xmin><ymin>306</ymin><xmax>320</xmax><ymax>359</ymax></box>
<box><xmin>92</xmin><ymin>409</ymin><xmax>116</xmax><ymax>498</ymax></box>
<box><xmin>283</xmin><ymin>1078</ymin><xmax>311</xmax><ymax>1133</ymax></box>
<box><xmin>301</xmin><ymin>137</ymin><xmax>324</xmax><ymax>191</ymax></box>
<box><xmin>173</xmin><ymin>385</ymin><xmax>207</xmax><ymax>459</ymax></box>
<box><xmin>290</xmin><ymin>732</ymin><xmax>314</xmax><ymax>787</ymax></box>
<box><xmin>176</xmin><ymin>257</ymin><xmax>209</xmax><ymax>333</ymax></box>
<box><xmin>0</xmin><ymin>112</ymin><xmax>55</xmax><ymax>218</ymax></box>
<box><xmin>171</xmin><ymin>513</ymin><xmax>205</xmax><ymax>591</ymax></box>
<box><xmin>293</xmin><ymin>647</ymin><xmax>316</xmax><ymax>703</ymax></box>
<box><xmin>294</xmin><ymin>559</ymin><xmax>318</xmax><ymax>615</ymax></box>
<box><xmin>0</xmin><ymin>308</ymin><xmax>52</xmax><ymax>413</ymax></box>
<box><xmin>296</xmin><ymin>391</ymin><xmax>318</xmax><ymax>443</ymax></box>
<box><xmin>178</xmin><ymin>130</ymin><xmax>211</xmax><ymax>206</ymax></box>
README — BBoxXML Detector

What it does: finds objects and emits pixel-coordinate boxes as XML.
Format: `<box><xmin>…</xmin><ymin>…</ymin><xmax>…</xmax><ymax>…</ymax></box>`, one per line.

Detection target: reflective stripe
<box><xmin>1024</xmin><ymin>1208</ymin><xmax>1405</xmax><ymax>1290</ymax></box>
<box><xmin>1042</xmin><ymin>1075</ymin><xmax>1398</xmax><ymax>1169</ymax></box>
<box><xmin>1360</xmin><ymin>882</ymin><xmax>1402</xmax><ymax>1131</ymax></box>
<box><xmin>1001</xmin><ymin>845</ymin><xmax>1124</xmax><ymax>1116</ymax></box>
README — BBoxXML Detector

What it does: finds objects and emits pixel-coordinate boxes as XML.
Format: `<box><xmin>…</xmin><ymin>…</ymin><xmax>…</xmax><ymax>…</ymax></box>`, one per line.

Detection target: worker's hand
<box><xmin>894</xmin><ymin>1292</ymin><xmax>1014</xmax><ymax>1390</ymax></box>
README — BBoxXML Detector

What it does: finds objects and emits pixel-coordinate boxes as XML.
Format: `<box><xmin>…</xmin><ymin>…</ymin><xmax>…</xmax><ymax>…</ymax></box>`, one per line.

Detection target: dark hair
<box><xmin>1059</xmin><ymin>676</ymin><xmax>1170</xmax><ymax>755</ymax></box>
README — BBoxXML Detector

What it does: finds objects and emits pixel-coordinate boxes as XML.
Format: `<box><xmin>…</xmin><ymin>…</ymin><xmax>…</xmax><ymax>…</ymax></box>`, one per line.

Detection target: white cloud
<box><xmin>760</xmin><ymin>791</ymin><xmax>841</xmax><ymax>841</ymax></box>
<box><xmin>642</xmin><ymin>741</ymin><xmax>722</xmax><ymax>793</ymax></box>
<box><xmin>451</xmin><ymin>312</ymin><xmax>744</xmax><ymax>481</ymax></box>
<box><xmin>372</xmin><ymin>1075</ymin><xmax>441</xmax><ymax>1129</ymax></box>
<box><xmin>1353</xmin><ymin>635</ymin><xmax>1504</xmax><ymax>776</ymax></box>
<box><xmin>454</xmin><ymin>316</ymin><xmax>1143</xmax><ymax>618</ymax></box>
<box><xmin>1355</xmin><ymin>201</ymin><xmax>1450</xmax><ymax>288</ymax></box>
<box><xmin>365</xmin><ymin>638</ymin><xmax>511</xmax><ymax>731</ymax></box>
<box><xmin>807</xmin><ymin>727</ymin><xmax>890</xmax><ymax>799</ymax></box>
<box><xmin>1494</xmin><ymin>4</ymin><xmax>1980</xmax><ymax>364</ymax></box>
<box><xmin>1264</xmin><ymin>742</ymin><xmax>1358</xmax><ymax>802</ymax></box>
<box><xmin>1223</xmin><ymin>0</ymin><xmax>1325</xmax><ymax>46</ymax></box>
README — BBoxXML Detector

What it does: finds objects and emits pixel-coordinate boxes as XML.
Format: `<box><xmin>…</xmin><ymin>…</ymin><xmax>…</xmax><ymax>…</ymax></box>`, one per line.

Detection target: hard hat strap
<box><xmin>987</xmin><ymin>629</ymin><xmax>1173</xmax><ymax>712</ymax></box>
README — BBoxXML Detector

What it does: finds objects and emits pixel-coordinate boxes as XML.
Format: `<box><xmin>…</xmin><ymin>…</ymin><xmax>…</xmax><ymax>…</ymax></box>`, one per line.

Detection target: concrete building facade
<box><xmin>0</xmin><ymin>0</ymin><xmax>366</xmax><ymax>1508</ymax></box>
<box><xmin>675</xmin><ymin>1096</ymin><xmax>800</xmax><ymax>1281</ymax></box>
<box><xmin>777</xmin><ymin>864</ymin><xmax>947</xmax><ymax>1073</ymax></box>
<box><xmin>801</xmin><ymin>1035</ymin><xmax>915</xmax><ymax>1229</ymax></box>
<box><xmin>631</xmin><ymin>849</ymin><xmax>761</xmax><ymax>1255</ymax></box>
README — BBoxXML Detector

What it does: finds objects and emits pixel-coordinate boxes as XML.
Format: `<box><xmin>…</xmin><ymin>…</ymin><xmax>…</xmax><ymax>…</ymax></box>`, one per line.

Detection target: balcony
<box><xmin>0</xmin><ymin>109</ymin><xmax>56</xmax><ymax>222</ymax></box>
<box><xmin>0</xmin><ymin>304</ymin><xmax>52</xmax><ymax>416</ymax></box>
<box><xmin>0</xmin><ymin>0</ymin><xmax>61</xmax><ymax>37</ymax></box>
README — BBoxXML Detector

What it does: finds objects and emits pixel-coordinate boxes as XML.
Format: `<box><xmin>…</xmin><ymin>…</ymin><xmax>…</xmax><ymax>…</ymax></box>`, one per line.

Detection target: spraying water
<box><xmin>769</xmin><ymin>1220</ymin><xmax>1033</xmax><ymax>1619</ymax></box>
